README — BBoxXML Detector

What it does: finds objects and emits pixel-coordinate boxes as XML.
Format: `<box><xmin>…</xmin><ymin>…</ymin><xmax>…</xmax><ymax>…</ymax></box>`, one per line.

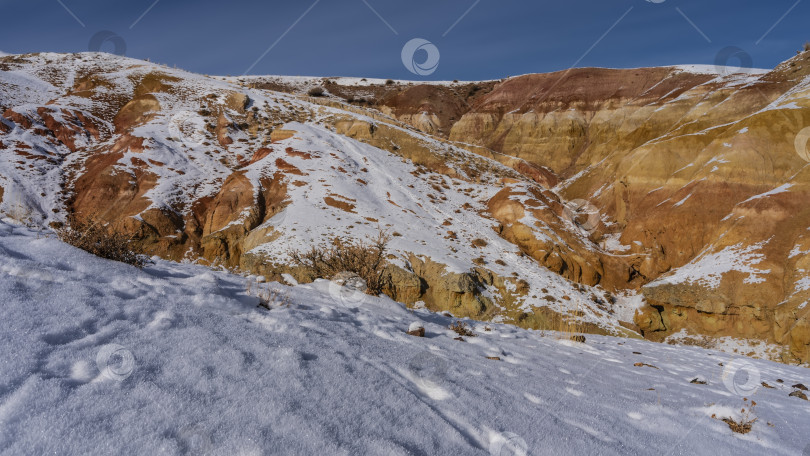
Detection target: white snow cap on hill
<box><xmin>671</xmin><ymin>64</ymin><xmax>769</xmax><ymax>75</ymax></box>
<box><xmin>1</xmin><ymin>219</ymin><xmax>809</xmax><ymax>455</ymax></box>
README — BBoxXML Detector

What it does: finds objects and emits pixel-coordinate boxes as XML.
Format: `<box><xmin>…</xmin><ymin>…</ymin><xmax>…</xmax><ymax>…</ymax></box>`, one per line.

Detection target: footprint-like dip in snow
<box><xmin>404</xmin><ymin>352</ymin><xmax>452</xmax><ymax>401</ymax></box>
<box><xmin>565</xmin><ymin>387</ymin><xmax>584</xmax><ymax>397</ymax></box>
<box><xmin>69</xmin><ymin>360</ymin><xmax>95</xmax><ymax>383</ymax></box>
<box><xmin>524</xmin><ymin>393</ymin><xmax>543</xmax><ymax>404</ymax></box>
<box><xmin>147</xmin><ymin>311</ymin><xmax>175</xmax><ymax>330</ymax></box>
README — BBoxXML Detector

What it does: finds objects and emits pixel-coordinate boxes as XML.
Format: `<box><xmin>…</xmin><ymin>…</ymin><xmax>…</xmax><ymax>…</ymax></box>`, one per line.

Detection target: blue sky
<box><xmin>0</xmin><ymin>0</ymin><xmax>807</xmax><ymax>79</ymax></box>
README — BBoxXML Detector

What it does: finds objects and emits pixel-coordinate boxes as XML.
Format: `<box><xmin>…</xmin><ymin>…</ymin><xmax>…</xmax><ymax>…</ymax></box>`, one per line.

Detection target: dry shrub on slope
<box><xmin>287</xmin><ymin>230</ymin><xmax>391</xmax><ymax>295</ymax></box>
<box><xmin>57</xmin><ymin>216</ymin><xmax>147</xmax><ymax>268</ymax></box>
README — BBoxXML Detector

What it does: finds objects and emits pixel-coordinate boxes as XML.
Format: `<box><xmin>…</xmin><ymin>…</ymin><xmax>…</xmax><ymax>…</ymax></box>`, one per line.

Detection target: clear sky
<box><xmin>0</xmin><ymin>0</ymin><xmax>807</xmax><ymax>80</ymax></box>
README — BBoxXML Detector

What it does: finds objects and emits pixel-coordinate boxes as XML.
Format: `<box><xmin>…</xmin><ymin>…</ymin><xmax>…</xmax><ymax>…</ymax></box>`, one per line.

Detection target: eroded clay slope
<box><xmin>0</xmin><ymin>52</ymin><xmax>633</xmax><ymax>339</ymax></box>
<box><xmin>236</xmin><ymin>56</ymin><xmax>810</xmax><ymax>363</ymax></box>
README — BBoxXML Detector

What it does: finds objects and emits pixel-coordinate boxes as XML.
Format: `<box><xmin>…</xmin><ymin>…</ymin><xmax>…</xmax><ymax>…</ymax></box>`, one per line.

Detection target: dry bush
<box><xmin>449</xmin><ymin>321</ymin><xmax>476</xmax><ymax>337</ymax></box>
<box><xmin>713</xmin><ymin>398</ymin><xmax>758</xmax><ymax>434</ymax></box>
<box><xmin>246</xmin><ymin>279</ymin><xmax>292</xmax><ymax>309</ymax></box>
<box><xmin>57</xmin><ymin>216</ymin><xmax>147</xmax><ymax>268</ymax></box>
<box><xmin>668</xmin><ymin>334</ymin><xmax>715</xmax><ymax>349</ymax></box>
<box><xmin>804</xmin><ymin>42</ymin><xmax>810</xmax><ymax>52</ymax></box>
<box><xmin>307</xmin><ymin>86</ymin><xmax>325</xmax><ymax>97</ymax></box>
<box><xmin>554</xmin><ymin>301</ymin><xmax>586</xmax><ymax>343</ymax></box>
<box><xmin>287</xmin><ymin>230</ymin><xmax>391</xmax><ymax>295</ymax></box>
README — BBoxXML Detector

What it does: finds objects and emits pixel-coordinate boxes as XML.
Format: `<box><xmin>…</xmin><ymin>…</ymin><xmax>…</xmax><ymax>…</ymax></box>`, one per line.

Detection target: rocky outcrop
<box><xmin>636</xmin><ymin>166</ymin><xmax>810</xmax><ymax>363</ymax></box>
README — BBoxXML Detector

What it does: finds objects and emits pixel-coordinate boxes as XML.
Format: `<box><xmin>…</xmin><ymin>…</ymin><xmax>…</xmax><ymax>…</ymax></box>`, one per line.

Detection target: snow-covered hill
<box><xmin>1</xmin><ymin>219</ymin><xmax>808</xmax><ymax>455</ymax></box>
<box><xmin>3</xmin><ymin>51</ymin><xmax>810</xmax><ymax>367</ymax></box>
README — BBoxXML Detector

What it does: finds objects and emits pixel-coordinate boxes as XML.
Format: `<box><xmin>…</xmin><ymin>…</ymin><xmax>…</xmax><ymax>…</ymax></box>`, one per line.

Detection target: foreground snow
<box><xmin>1</xmin><ymin>220</ymin><xmax>809</xmax><ymax>455</ymax></box>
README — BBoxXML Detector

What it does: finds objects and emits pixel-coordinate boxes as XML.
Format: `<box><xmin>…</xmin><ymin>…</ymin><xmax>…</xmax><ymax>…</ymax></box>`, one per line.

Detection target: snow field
<box><xmin>1</xmin><ymin>220</ymin><xmax>809</xmax><ymax>455</ymax></box>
